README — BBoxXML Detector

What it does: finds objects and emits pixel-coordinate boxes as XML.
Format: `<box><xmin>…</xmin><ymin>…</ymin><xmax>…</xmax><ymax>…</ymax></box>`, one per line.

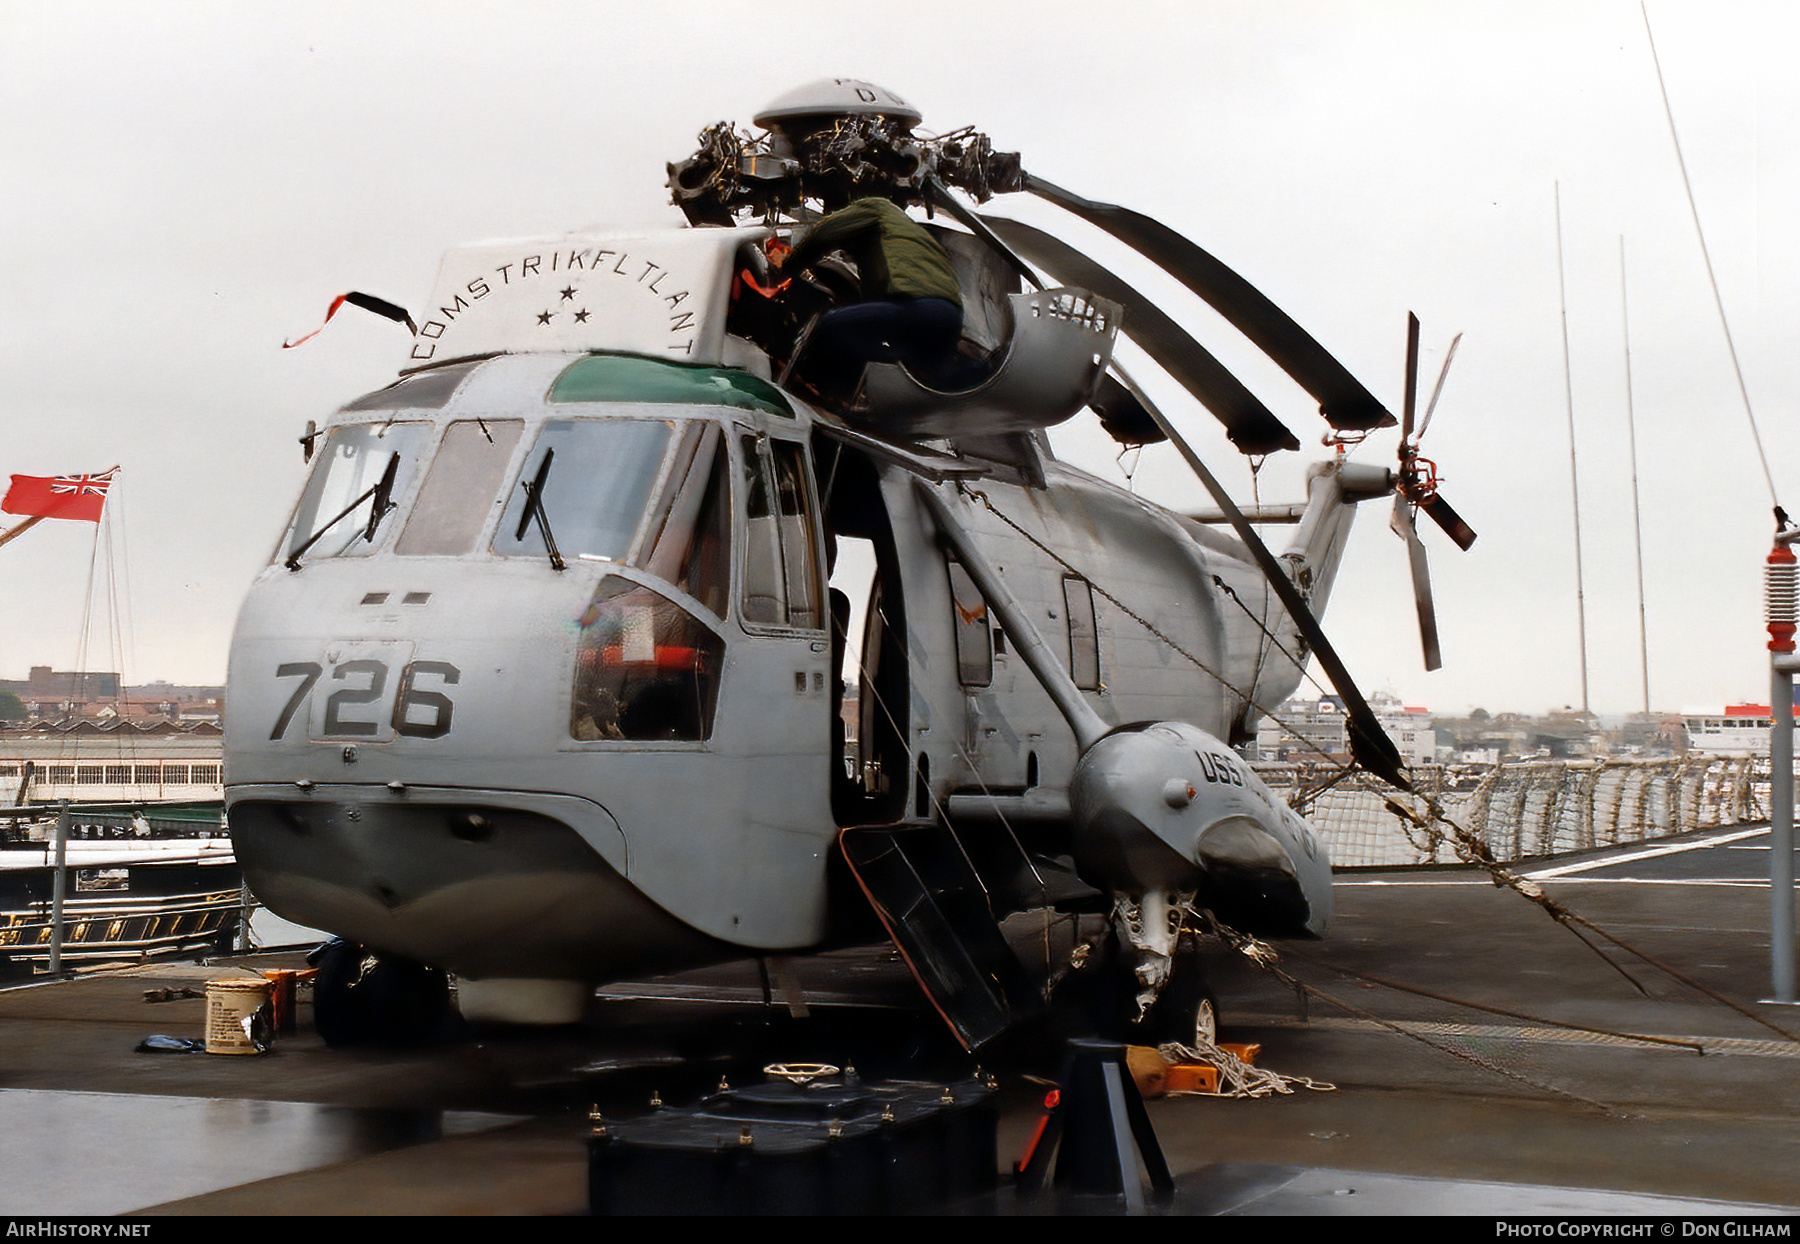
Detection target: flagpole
<box><xmin>0</xmin><ymin>516</ymin><xmax>46</xmax><ymax>551</ymax></box>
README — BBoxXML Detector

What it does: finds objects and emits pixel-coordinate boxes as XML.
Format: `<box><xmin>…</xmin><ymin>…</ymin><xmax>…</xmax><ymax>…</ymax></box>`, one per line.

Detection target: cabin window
<box><xmin>281</xmin><ymin>422</ymin><xmax>431</xmax><ymax>563</ymax></box>
<box><xmin>571</xmin><ymin>576</ymin><xmax>724</xmax><ymax>741</ymax></box>
<box><xmin>640</xmin><ymin>423</ymin><xmax>731</xmax><ymax>620</ymax></box>
<box><xmin>946</xmin><ymin>558</ymin><xmax>992</xmax><ymax>687</ymax></box>
<box><xmin>397</xmin><ymin>419</ymin><xmax>525</xmax><ymax>556</ymax></box>
<box><xmin>739</xmin><ymin>435</ymin><xmax>824</xmax><ymax>630</ymax></box>
<box><xmin>495</xmin><ymin>419</ymin><xmax>674</xmax><ymax>563</ymax></box>
<box><xmin>1064</xmin><ymin>575</ymin><xmax>1101</xmax><ymax>690</ymax></box>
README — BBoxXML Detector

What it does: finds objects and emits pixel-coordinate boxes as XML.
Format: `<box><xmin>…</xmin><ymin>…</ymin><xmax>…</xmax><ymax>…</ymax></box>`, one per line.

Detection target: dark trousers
<box><xmin>806</xmin><ymin>296</ymin><xmax>962</xmax><ymax>392</ymax></box>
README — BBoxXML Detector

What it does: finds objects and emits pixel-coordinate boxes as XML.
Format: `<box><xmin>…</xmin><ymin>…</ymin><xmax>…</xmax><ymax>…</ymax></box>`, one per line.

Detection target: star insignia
<box><xmin>560</xmin><ymin>286</ymin><xmax>577</xmax><ymax>302</ymax></box>
<box><xmin>536</xmin><ymin>310</ymin><xmax>554</xmax><ymax>326</ymax></box>
<box><xmin>573</xmin><ymin>309</ymin><xmax>590</xmax><ymax>323</ymax></box>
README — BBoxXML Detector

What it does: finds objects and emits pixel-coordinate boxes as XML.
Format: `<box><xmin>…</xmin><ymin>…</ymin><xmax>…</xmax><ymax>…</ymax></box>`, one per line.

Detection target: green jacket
<box><xmin>783</xmin><ymin>198</ymin><xmax>962</xmax><ymax>305</ymax></box>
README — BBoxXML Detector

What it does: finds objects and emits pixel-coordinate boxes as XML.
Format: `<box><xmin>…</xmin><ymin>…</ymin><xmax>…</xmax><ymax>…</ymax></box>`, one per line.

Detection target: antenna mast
<box><xmin>1621</xmin><ymin>238</ymin><xmax>1652</xmax><ymax>717</ymax></box>
<box><xmin>1555</xmin><ymin>184</ymin><xmax>1591</xmax><ymax>714</ymax></box>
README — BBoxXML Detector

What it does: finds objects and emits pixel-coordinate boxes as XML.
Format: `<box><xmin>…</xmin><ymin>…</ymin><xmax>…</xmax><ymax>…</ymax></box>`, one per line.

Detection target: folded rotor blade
<box><xmin>1421</xmin><ymin>493</ymin><xmax>1477</xmax><ymax>552</ymax></box>
<box><xmin>1024</xmin><ymin>174</ymin><xmax>1397</xmax><ymax>433</ymax></box>
<box><xmin>1114</xmin><ymin>367</ymin><xmax>1410</xmax><ymax>791</ymax></box>
<box><xmin>1091</xmin><ymin>373</ymin><xmax>1166</xmax><ymax>446</ymax></box>
<box><xmin>980</xmin><ymin>215</ymin><xmax>1300</xmax><ymax>455</ymax></box>
<box><xmin>1391</xmin><ymin>495</ymin><xmax>1443</xmax><ymax>672</ymax></box>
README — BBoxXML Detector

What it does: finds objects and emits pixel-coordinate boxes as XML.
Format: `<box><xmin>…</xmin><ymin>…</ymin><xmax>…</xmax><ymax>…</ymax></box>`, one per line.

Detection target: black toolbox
<box><xmin>588</xmin><ymin>1066</ymin><xmax>997</xmax><ymax>1215</ymax></box>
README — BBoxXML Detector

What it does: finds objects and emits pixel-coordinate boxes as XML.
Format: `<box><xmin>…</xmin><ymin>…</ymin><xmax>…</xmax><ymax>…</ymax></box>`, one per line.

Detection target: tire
<box><xmin>312</xmin><ymin>939</ymin><xmax>451</xmax><ymax>1048</ymax></box>
<box><xmin>1137</xmin><ymin>948</ymin><xmax>1219</xmax><ymax>1050</ymax></box>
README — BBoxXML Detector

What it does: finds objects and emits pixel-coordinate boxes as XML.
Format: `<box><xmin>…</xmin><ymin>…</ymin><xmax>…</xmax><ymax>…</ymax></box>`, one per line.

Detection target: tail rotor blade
<box><xmin>1421</xmin><ymin>493</ymin><xmax>1477</xmax><ymax>552</ymax></box>
<box><xmin>1418</xmin><ymin>332</ymin><xmax>1462</xmax><ymax>440</ymax></box>
<box><xmin>1391</xmin><ymin>494</ymin><xmax>1443</xmax><ymax>671</ymax></box>
<box><xmin>1402</xmin><ymin>312</ymin><xmax>1421</xmax><ymax>442</ymax></box>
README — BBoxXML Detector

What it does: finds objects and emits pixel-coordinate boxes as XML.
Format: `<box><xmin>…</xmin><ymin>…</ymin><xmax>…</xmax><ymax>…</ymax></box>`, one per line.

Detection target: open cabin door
<box><xmin>815</xmin><ymin>439</ymin><xmax>914</xmax><ymax>829</ymax></box>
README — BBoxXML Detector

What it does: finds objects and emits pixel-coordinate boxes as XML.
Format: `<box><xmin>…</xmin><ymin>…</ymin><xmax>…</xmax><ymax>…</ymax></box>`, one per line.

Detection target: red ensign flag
<box><xmin>2</xmin><ymin>472</ymin><xmax>115</xmax><ymax>523</ymax></box>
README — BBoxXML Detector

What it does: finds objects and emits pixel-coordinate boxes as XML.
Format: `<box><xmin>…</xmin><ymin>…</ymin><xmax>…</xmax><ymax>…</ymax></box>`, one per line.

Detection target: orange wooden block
<box><xmin>1164</xmin><ymin>1063</ymin><xmax>1220</xmax><ymax>1094</ymax></box>
<box><xmin>1220</xmin><ymin>1042</ymin><xmax>1261</xmax><ymax>1067</ymax></box>
<box><xmin>1125</xmin><ymin>1045</ymin><xmax>1170</xmax><ymax>1098</ymax></box>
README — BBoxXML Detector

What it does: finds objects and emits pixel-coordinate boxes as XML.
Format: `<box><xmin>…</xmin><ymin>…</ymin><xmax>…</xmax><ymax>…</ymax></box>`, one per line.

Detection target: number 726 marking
<box><xmin>270</xmin><ymin>658</ymin><xmax>460</xmax><ymax>741</ymax></box>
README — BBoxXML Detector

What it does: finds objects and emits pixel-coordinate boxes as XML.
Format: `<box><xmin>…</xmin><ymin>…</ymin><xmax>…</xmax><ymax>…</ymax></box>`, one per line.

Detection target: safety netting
<box><xmin>1254</xmin><ymin>755</ymin><xmax>1771</xmax><ymax>868</ymax></box>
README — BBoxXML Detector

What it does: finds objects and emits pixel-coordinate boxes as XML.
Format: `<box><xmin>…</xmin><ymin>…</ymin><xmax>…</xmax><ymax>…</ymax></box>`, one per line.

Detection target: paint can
<box><xmin>205</xmin><ymin>977</ymin><xmax>271</xmax><ymax>1055</ymax></box>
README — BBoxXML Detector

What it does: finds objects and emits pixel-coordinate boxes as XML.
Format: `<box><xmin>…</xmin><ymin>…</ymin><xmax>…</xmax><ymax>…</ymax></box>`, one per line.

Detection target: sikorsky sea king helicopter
<box><xmin>224</xmin><ymin>80</ymin><xmax>1474</xmax><ymax>1048</ymax></box>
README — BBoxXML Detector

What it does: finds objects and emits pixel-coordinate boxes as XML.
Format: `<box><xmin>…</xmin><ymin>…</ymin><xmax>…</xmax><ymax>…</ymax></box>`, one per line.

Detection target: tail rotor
<box><xmin>1391</xmin><ymin>313</ymin><xmax>1476</xmax><ymax>671</ymax></box>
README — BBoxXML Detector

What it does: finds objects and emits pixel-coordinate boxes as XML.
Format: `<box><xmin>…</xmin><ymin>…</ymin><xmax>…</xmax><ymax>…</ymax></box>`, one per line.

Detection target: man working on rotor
<box><xmin>779</xmin><ymin>196</ymin><xmax>963</xmax><ymax>399</ymax></box>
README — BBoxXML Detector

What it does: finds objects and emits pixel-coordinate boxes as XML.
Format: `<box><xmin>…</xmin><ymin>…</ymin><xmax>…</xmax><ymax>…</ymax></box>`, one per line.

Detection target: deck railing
<box><xmin>1255</xmin><ymin>755</ymin><xmax>1769</xmax><ymax>869</ymax></box>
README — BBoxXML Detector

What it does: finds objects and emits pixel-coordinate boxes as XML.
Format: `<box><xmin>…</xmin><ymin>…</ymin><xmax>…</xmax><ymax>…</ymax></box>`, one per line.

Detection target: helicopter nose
<box><xmin>1069</xmin><ymin>720</ymin><xmax>1329</xmax><ymax>936</ymax></box>
<box><xmin>1068</xmin><ymin>724</ymin><xmax>1211</xmax><ymax>893</ymax></box>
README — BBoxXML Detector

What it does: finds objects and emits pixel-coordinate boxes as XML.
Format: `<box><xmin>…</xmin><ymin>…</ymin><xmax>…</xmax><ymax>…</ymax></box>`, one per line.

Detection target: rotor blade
<box><xmin>924</xmin><ymin>177</ymin><xmax>1043</xmax><ymax>291</ymax></box>
<box><xmin>980</xmin><ymin>215</ymin><xmax>1300</xmax><ymax>455</ymax></box>
<box><xmin>1111</xmin><ymin>364</ymin><xmax>1410</xmax><ymax>791</ymax></box>
<box><xmin>1023</xmin><ymin>174</ymin><xmax>1397</xmax><ymax>433</ymax></box>
<box><xmin>1091</xmin><ymin>373</ymin><xmax>1166</xmax><ymax>446</ymax></box>
<box><xmin>1421</xmin><ymin>493</ymin><xmax>1477</xmax><ymax>551</ymax></box>
<box><xmin>1417</xmin><ymin>332</ymin><xmax>1462</xmax><ymax>440</ymax></box>
<box><xmin>1391</xmin><ymin>495</ymin><xmax>1443</xmax><ymax>672</ymax></box>
<box><xmin>1402</xmin><ymin>312</ymin><xmax>1420</xmax><ymax>442</ymax></box>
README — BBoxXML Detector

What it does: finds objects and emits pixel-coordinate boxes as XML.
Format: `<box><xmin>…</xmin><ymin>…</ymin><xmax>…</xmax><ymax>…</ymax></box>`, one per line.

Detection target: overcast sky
<box><xmin>3</xmin><ymin>0</ymin><xmax>1796</xmax><ymax>718</ymax></box>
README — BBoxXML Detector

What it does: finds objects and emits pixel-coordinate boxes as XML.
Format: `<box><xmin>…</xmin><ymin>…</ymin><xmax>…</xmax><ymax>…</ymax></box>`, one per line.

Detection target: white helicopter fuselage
<box><xmin>225</xmin><ymin>222</ymin><xmax>1362</xmax><ymax>1027</ymax></box>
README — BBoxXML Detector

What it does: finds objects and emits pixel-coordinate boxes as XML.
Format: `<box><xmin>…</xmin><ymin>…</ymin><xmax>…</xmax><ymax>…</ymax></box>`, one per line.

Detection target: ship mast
<box><xmin>1554</xmin><ymin>184</ymin><xmax>1591</xmax><ymax>715</ymax></box>
<box><xmin>1620</xmin><ymin>238</ymin><xmax>1652</xmax><ymax>717</ymax></box>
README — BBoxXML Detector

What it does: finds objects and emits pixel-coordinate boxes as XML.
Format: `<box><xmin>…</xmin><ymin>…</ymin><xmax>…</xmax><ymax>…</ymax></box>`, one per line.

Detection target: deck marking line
<box><xmin>1520</xmin><ymin>827</ymin><xmax>1769</xmax><ymax>879</ymax></box>
<box><xmin>1238</xmin><ymin>1015</ymin><xmax>1800</xmax><ymax>1058</ymax></box>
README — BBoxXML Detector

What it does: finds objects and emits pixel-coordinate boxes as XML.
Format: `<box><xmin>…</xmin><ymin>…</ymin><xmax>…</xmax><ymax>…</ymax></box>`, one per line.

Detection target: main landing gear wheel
<box><xmin>310</xmin><ymin>938</ymin><xmax>453</xmax><ymax>1048</ymax></box>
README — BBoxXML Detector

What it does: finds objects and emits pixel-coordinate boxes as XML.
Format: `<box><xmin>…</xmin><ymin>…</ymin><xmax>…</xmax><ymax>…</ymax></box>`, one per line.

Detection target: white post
<box><xmin>1770</xmin><ymin>665</ymin><xmax>1795</xmax><ymax>1003</ymax></box>
<box><xmin>1766</xmin><ymin>535</ymin><xmax>1797</xmax><ymax>1004</ymax></box>
<box><xmin>49</xmin><ymin>800</ymin><xmax>70</xmax><ymax>977</ymax></box>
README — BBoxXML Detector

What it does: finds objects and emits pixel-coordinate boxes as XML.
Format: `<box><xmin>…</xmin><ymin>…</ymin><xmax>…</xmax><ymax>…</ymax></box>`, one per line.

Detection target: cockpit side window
<box><xmin>770</xmin><ymin>440</ymin><xmax>823</xmax><ymax>628</ymax></box>
<box><xmin>571</xmin><ymin>576</ymin><xmax>723</xmax><ymax>742</ymax></box>
<box><xmin>281</xmin><ymin>422</ymin><xmax>430</xmax><ymax>564</ymax></box>
<box><xmin>396</xmin><ymin>419</ymin><xmax>525</xmax><ymax>556</ymax></box>
<box><xmin>739</xmin><ymin>434</ymin><xmax>824</xmax><ymax>630</ymax></box>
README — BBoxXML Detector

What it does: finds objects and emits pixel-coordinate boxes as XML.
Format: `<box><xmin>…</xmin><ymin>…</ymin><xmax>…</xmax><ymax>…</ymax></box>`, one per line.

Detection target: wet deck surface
<box><xmin>1</xmin><ymin>824</ymin><xmax>1797</xmax><ymax>1216</ymax></box>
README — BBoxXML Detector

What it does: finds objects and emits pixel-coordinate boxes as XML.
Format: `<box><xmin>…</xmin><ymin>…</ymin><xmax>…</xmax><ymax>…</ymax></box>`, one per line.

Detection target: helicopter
<box><xmin>223</xmin><ymin>79</ymin><xmax>1473</xmax><ymax>1049</ymax></box>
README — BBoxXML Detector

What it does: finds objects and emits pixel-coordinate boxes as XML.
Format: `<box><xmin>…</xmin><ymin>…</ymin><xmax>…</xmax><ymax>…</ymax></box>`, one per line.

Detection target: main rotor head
<box><xmin>668</xmin><ymin>79</ymin><xmax>1021</xmax><ymax>224</ymax></box>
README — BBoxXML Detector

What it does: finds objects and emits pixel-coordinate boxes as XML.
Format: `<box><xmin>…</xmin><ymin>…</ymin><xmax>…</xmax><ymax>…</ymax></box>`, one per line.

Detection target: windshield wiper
<box><xmin>363</xmin><ymin>452</ymin><xmax>400</xmax><ymax>542</ymax></box>
<box><xmin>285</xmin><ymin>453</ymin><xmax>401</xmax><ymax>571</ymax></box>
<box><xmin>516</xmin><ymin>448</ymin><xmax>567</xmax><ymax>571</ymax></box>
